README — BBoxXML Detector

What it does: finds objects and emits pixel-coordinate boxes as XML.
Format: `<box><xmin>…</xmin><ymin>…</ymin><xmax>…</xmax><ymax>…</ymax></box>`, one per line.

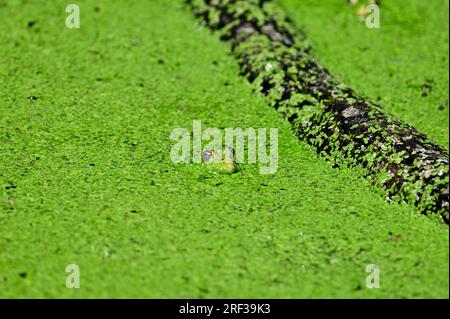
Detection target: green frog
<box><xmin>202</xmin><ymin>145</ymin><xmax>237</xmax><ymax>174</ymax></box>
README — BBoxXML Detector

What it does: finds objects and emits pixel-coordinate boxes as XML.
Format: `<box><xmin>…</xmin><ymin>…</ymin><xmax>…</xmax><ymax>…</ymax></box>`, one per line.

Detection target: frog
<box><xmin>202</xmin><ymin>145</ymin><xmax>238</xmax><ymax>174</ymax></box>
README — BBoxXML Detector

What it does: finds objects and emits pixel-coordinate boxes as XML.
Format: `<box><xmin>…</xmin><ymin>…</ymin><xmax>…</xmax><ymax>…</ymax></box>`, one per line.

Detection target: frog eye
<box><xmin>225</xmin><ymin>146</ymin><xmax>235</xmax><ymax>158</ymax></box>
<box><xmin>202</xmin><ymin>149</ymin><xmax>213</xmax><ymax>162</ymax></box>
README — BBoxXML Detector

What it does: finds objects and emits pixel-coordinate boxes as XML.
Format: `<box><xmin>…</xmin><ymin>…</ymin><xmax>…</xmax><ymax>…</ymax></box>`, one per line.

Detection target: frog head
<box><xmin>202</xmin><ymin>145</ymin><xmax>237</xmax><ymax>174</ymax></box>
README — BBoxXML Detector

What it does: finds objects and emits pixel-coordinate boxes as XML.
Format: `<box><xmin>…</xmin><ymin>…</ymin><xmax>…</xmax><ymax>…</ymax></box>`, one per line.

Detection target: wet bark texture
<box><xmin>187</xmin><ymin>0</ymin><xmax>449</xmax><ymax>223</ymax></box>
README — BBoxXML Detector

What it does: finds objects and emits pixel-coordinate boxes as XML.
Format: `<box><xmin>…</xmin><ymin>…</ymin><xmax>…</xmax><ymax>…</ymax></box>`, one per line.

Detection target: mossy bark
<box><xmin>187</xmin><ymin>0</ymin><xmax>449</xmax><ymax>223</ymax></box>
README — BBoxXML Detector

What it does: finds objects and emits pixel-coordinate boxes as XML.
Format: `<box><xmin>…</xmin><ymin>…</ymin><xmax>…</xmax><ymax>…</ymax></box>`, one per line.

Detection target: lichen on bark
<box><xmin>187</xmin><ymin>0</ymin><xmax>449</xmax><ymax>223</ymax></box>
